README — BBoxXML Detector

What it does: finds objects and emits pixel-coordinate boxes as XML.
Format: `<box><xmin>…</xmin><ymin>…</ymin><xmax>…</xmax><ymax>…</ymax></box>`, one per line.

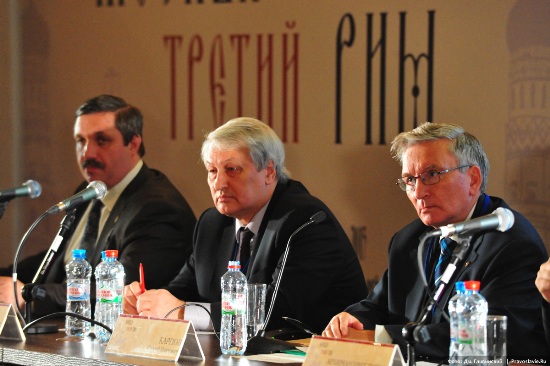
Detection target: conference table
<box><xmin>0</xmin><ymin>322</ymin><xmax>306</xmax><ymax>366</ymax></box>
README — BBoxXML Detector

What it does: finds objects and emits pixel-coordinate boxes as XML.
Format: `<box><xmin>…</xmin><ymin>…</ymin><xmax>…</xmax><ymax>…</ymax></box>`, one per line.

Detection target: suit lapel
<box><xmin>430</xmin><ymin>195</ymin><xmax>494</xmax><ymax>321</ymax></box>
<box><xmin>220</xmin><ymin>224</ymin><xmax>238</xmax><ymax>267</ymax></box>
<box><xmin>409</xmin><ymin>194</ymin><xmax>498</xmax><ymax>322</ymax></box>
<box><xmin>242</xmin><ymin>182</ymin><xmax>288</xmax><ymax>280</ymax></box>
<box><xmin>407</xmin><ymin>237</ymin><xmax>432</xmax><ymax>322</ymax></box>
<box><xmin>247</xmin><ymin>218</ymin><xmax>279</xmax><ymax>282</ymax></box>
<box><xmin>431</xmin><ymin>235</ymin><xmax>484</xmax><ymax>322</ymax></box>
<box><xmin>91</xmin><ymin>165</ymin><xmax>149</xmax><ymax>263</ymax></box>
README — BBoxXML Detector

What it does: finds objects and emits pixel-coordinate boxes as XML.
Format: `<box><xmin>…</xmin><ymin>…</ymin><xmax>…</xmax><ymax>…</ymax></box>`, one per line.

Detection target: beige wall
<box><xmin>1</xmin><ymin>0</ymin><xmax>548</xmax><ymax>282</ymax></box>
<box><xmin>1</xmin><ymin>1</ymin><xmax>17</xmax><ymax>256</ymax></box>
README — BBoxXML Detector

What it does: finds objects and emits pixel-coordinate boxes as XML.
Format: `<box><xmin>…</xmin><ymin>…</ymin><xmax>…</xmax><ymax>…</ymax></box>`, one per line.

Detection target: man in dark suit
<box><xmin>123</xmin><ymin>117</ymin><xmax>368</xmax><ymax>334</ymax></box>
<box><xmin>323</xmin><ymin>122</ymin><xmax>548</xmax><ymax>361</ymax></box>
<box><xmin>536</xmin><ymin>259</ymin><xmax>550</xmax><ymax>348</ymax></box>
<box><xmin>0</xmin><ymin>95</ymin><xmax>196</xmax><ymax>317</ymax></box>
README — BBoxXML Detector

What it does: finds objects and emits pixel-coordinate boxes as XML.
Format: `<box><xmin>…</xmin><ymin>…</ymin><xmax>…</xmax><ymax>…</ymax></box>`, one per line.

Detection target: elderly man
<box><xmin>124</xmin><ymin>117</ymin><xmax>367</xmax><ymax>334</ymax></box>
<box><xmin>323</xmin><ymin>122</ymin><xmax>548</xmax><ymax>361</ymax></box>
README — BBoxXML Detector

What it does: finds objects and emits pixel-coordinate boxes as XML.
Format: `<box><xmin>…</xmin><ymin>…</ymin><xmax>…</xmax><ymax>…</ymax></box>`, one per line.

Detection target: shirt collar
<box><xmin>100</xmin><ymin>160</ymin><xmax>143</xmax><ymax>212</ymax></box>
<box><xmin>234</xmin><ymin>199</ymin><xmax>270</xmax><ymax>237</ymax></box>
<box><xmin>448</xmin><ymin>198</ymin><xmax>478</xmax><ymax>242</ymax></box>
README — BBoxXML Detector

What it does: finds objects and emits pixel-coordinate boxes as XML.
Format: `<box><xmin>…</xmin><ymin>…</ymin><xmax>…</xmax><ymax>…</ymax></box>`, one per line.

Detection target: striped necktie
<box><xmin>434</xmin><ymin>238</ymin><xmax>456</xmax><ymax>286</ymax></box>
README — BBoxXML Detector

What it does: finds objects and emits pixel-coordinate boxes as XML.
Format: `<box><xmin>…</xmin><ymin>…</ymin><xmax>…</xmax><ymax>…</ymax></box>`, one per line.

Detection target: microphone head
<box><xmin>494</xmin><ymin>207</ymin><xmax>514</xmax><ymax>232</ymax></box>
<box><xmin>310</xmin><ymin>211</ymin><xmax>327</xmax><ymax>224</ymax></box>
<box><xmin>88</xmin><ymin>181</ymin><xmax>107</xmax><ymax>199</ymax></box>
<box><xmin>23</xmin><ymin>180</ymin><xmax>42</xmax><ymax>199</ymax></box>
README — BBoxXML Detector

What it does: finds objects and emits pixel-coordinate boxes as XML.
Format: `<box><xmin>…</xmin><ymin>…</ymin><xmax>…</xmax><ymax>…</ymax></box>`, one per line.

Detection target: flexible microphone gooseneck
<box><xmin>246</xmin><ymin>211</ymin><xmax>327</xmax><ymax>354</ymax></box>
<box><xmin>13</xmin><ymin>181</ymin><xmax>107</xmax><ymax>332</ymax></box>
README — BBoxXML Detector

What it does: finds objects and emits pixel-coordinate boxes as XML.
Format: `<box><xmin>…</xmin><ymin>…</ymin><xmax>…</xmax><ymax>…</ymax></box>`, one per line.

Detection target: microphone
<box><xmin>428</xmin><ymin>207</ymin><xmax>514</xmax><ymax>238</ymax></box>
<box><xmin>404</xmin><ymin>208</ymin><xmax>515</xmax><ymax>354</ymax></box>
<box><xmin>0</xmin><ymin>180</ymin><xmax>42</xmax><ymax>203</ymax></box>
<box><xmin>46</xmin><ymin>181</ymin><xmax>107</xmax><ymax>214</ymax></box>
<box><xmin>246</xmin><ymin>210</ymin><xmax>327</xmax><ymax>354</ymax></box>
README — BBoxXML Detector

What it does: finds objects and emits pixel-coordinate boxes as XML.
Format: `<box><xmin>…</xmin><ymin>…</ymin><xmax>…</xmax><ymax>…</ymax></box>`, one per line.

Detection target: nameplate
<box><xmin>303</xmin><ymin>335</ymin><xmax>404</xmax><ymax>366</ymax></box>
<box><xmin>105</xmin><ymin>314</ymin><xmax>204</xmax><ymax>362</ymax></box>
<box><xmin>0</xmin><ymin>303</ymin><xmax>25</xmax><ymax>341</ymax></box>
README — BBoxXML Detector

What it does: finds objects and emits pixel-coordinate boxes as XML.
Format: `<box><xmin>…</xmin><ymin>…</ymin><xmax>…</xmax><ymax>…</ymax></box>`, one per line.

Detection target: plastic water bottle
<box><xmin>456</xmin><ymin>280</ymin><xmax>488</xmax><ymax>362</ymax></box>
<box><xmin>448</xmin><ymin>281</ymin><xmax>465</xmax><ymax>365</ymax></box>
<box><xmin>94</xmin><ymin>249</ymin><xmax>125</xmax><ymax>343</ymax></box>
<box><xmin>65</xmin><ymin>249</ymin><xmax>92</xmax><ymax>337</ymax></box>
<box><xmin>220</xmin><ymin>261</ymin><xmax>248</xmax><ymax>355</ymax></box>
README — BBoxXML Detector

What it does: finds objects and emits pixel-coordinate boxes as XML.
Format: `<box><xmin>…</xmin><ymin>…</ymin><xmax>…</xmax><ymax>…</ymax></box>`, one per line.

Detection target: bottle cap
<box><xmin>227</xmin><ymin>260</ymin><xmax>241</xmax><ymax>269</ymax></box>
<box><xmin>72</xmin><ymin>249</ymin><xmax>86</xmax><ymax>259</ymax></box>
<box><xmin>105</xmin><ymin>249</ymin><xmax>119</xmax><ymax>259</ymax></box>
<box><xmin>455</xmin><ymin>281</ymin><xmax>465</xmax><ymax>293</ymax></box>
<box><xmin>464</xmin><ymin>280</ymin><xmax>481</xmax><ymax>291</ymax></box>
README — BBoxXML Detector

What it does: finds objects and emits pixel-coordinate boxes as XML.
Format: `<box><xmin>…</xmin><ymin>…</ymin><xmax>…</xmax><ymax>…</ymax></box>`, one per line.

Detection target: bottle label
<box><xmin>97</xmin><ymin>287</ymin><xmax>122</xmax><ymax>303</ymax></box>
<box><xmin>221</xmin><ymin>293</ymin><xmax>246</xmax><ymax>315</ymax></box>
<box><xmin>67</xmin><ymin>282</ymin><xmax>90</xmax><ymax>301</ymax></box>
<box><xmin>458</xmin><ymin>328</ymin><xmax>473</xmax><ymax>345</ymax></box>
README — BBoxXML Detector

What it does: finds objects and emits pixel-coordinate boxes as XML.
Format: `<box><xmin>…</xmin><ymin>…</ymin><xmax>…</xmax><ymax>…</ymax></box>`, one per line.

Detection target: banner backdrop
<box><xmin>1</xmin><ymin>0</ymin><xmax>548</xmax><ymax>285</ymax></box>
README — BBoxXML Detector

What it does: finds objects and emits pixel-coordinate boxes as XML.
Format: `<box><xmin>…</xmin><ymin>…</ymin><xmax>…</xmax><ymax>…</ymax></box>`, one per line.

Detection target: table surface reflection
<box><xmin>0</xmin><ymin>322</ymin><xmax>304</xmax><ymax>366</ymax></box>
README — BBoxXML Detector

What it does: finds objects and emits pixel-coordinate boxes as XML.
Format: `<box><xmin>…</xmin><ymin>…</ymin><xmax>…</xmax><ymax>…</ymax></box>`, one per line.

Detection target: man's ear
<box><xmin>265</xmin><ymin>161</ymin><xmax>277</xmax><ymax>184</ymax></box>
<box><xmin>128</xmin><ymin>134</ymin><xmax>142</xmax><ymax>155</ymax></box>
<box><xmin>469</xmin><ymin>165</ymin><xmax>482</xmax><ymax>195</ymax></box>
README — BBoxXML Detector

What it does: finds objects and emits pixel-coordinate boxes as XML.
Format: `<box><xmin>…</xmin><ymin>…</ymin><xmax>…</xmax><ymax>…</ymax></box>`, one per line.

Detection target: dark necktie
<box><xmin>80</xmin><ymin>199</ymin><xmax>103</xmax><ymax>255</ymax></box>
<box><xmin>238</xmin><ymin>227</ymin><xmax>254</xmax><ymax>267</ymax></box>
<box><xmin>434</xmin><ymin>238</ymin><xmax>456</xmax><ymax>287</ymax></box>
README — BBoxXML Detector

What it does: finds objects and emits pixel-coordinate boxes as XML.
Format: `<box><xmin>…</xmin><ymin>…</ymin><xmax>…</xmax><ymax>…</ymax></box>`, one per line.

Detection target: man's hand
<box><xmin>123</xmin><ymin>281</ymin><xmax>185</xmax><ymax>319</ymax></box>
<box><xmin>536</xmin><ymin>259</ymin><xmax>550</xmax><ymax>303</ymax></box>
<box><xmin>0</xmin><ymin>276</ymin><xmax>25</xmax><ymax>310</ymax></box>
<box><xmin>123</xmin><ymin>281</ymin><xmax>142</xmax><ymax>315</ymax></box>
<box><xmin>322</xmin><ymin>311</ymin><xmax>364</xmax><ymax>338</ymax></box>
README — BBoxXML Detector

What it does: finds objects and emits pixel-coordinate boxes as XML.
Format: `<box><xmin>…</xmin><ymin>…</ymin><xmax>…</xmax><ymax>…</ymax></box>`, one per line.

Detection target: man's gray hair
<box><xmin>390</xmin><ymin>122</ymin><xmax>490</xmax><ymax>193</ymax></box>
<box><xmin>201</xmin><ymin>117</ymin><xmax>290</xmax><ymax>183</ymax></box>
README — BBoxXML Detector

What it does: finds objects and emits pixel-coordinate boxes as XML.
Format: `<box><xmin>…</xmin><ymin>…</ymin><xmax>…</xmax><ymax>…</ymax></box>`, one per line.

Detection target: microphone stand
<box><xmin>20</xmin><ymin>210</ymin><xmax>76</xmax><ymax>334</ymax></box>
<box><xmin>246</xmin><ymin>211</ymin><xmax>326</xmax><ymax>354</ymax></box>
<box><xmin>402</xmin><ymin>234</ymin><xmax>472</xmax><ymax>366</ymax></box>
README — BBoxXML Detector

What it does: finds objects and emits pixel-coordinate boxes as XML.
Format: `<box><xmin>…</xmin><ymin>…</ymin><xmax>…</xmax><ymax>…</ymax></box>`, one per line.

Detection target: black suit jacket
<box><xmin>3</xmin><ymin>164</ymin><xmax>197</xmax><ymax>317</ymax></box>
<box><xmin>166</xmin><ymin>179</ymin><xmax>368</xmax><ymax>334</ymax></box>
<box><xmin>346</xmin><ymin>194</ymin><xmax>548</xmax><ymax>361</ymax></box>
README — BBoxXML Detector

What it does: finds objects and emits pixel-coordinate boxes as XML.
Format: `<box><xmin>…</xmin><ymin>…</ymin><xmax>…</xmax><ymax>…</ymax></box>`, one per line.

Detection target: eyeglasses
<box><xmin>396</xmin><ymin>165</ymin><xmax>473</xmax><ymax>192</ymax></box>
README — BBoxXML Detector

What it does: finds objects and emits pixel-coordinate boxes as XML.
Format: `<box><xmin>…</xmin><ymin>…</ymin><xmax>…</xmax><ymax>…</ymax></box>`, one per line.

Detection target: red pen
<box><xmin>139</xmin><ymin>263</ymin><xmax>146</xmax><ymax>292</ymax></box>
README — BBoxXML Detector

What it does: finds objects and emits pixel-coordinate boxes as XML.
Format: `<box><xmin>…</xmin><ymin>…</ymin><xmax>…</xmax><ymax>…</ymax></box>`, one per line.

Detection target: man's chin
<box><xmin>216</xmin><ymin>205</ymin><xmax>236</xmax><ymax>218</ymax></box>
<box><xmin>419</xmin><ymin>214</ymin><xmax>440</xmax><ymax>228</ymax></box>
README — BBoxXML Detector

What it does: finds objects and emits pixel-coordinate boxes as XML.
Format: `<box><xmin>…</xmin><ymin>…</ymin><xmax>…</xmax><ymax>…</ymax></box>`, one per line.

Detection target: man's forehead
<box><xmin>206</xmin><ymin>148</ymin><xmax>249</xmax><ymax>162</ymax></box>
<box><xmin>206</xmin><ymin>155</ymin><xmax>244</xmax><ymax>165</ymax></box>
<box><xmin>74</xmin><ymin>113</ymin><xmax>118</xmax><ymax>135</ymax></box>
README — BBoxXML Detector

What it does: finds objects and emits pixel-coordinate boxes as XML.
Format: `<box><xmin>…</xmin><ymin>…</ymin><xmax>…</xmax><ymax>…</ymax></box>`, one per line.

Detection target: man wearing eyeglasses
<box><xmin>323</xmin><ymin>122</ymin><xmax>548</xmax><ymax>361</ymax></box>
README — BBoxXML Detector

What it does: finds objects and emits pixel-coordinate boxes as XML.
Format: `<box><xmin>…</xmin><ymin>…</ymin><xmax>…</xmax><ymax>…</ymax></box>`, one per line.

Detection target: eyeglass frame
<box><xmin>396</xmin><ymin>164</ymin><xmax>473</xmax><ymax>192</ymax></box>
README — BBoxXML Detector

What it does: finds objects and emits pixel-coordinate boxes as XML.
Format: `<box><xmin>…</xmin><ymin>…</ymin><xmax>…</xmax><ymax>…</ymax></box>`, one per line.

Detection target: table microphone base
<box><xmin>25</xmin><ymin>323</ymin><xmax>59</xmax><ymax>334</ymax></box>
<box><xmin>246</xmin><ymin>335</ymin><xmax>296</xmax><ymax>354</ymax></box>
